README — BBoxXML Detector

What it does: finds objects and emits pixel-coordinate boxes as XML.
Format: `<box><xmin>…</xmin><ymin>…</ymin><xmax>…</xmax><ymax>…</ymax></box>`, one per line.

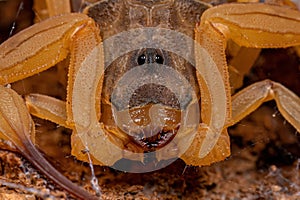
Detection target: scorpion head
<box><xmin>100</xmin><ymin>48</ymin><xmax>200</xmax><ymax>153</ymax></box>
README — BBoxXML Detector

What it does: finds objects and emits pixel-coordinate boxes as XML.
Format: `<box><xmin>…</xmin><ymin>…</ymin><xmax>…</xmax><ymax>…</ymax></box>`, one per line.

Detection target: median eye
<box><xmin>137</xmin><ymin>54</ymin><xmax>146</xmax><ymax>65</ymax></box>
<box><xmin>155</xmin><ymin>54</ymin><xmax>164</xmax><ymax>64</ymax></box>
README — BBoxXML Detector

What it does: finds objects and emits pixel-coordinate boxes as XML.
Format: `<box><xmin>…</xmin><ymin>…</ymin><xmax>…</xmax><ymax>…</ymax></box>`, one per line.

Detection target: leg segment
<box><xmin>34</xmin><ymin>0</ymin><xmax>71</xmax><ymax>21</ymax></box>
<box><xmin>228</xmin><ymin>80</ymin><xmax>300</xmax><ymax>132</ymax></box>
<box><xmin>45</xmin><ymin>0</ymin><xmax>71</xmax><ymax>16</ymax></box>
<box><xmin>227</xmin><ymin>44</ymin><xmax>261</xmax><ymax>93</ymax></box>
<box><xmin>0</xmin><ymin>13</ymin><xmax>98</xmax><ymax>85</ymax></box>
<box><xmin>25</xmin><ymin>94</ymin><xmax>70</xmax><ymax>129</ymax></box>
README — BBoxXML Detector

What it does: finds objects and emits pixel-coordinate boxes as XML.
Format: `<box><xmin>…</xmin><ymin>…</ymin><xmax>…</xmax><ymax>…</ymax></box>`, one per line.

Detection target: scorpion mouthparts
<box><xmin>112</xmin><ymin>103</ymin><xmax>182</xmax><ymax>152</ymax></box>
<box><xmin>131</xmin><ymin>125</ymin><xmax>180</xmax><ymax>151</ymax></box>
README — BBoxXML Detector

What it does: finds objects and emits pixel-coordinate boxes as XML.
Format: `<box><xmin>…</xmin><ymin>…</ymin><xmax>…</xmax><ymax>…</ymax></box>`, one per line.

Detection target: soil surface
<box><xmin>0</xmin><ymin>0</ymin><xmax>299</xmax><ymax>199</ymax></box>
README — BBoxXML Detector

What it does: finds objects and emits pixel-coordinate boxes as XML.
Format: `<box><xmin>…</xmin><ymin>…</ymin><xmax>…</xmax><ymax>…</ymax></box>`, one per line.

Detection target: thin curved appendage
<box><xmin>190</xmin><ymin>3</ymin><xmax>300</xmax><ymax>164</ymax></box>
<box><xmin>228</xmin><ymin>80</ymin><xmax>300</xmax><ymax>133</ymax></box>
<box><xmin>0</xmin><ymin>86</ymin><xmax>98</xmax><ymax>200</ymax></box>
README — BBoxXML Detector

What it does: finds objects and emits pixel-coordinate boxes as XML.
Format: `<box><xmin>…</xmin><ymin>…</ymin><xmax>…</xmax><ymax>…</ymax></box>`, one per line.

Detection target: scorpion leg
<box><xmin>229</xmin><ymin>80</ymin><xmax>300</xmax><ymax>133</ymax></box>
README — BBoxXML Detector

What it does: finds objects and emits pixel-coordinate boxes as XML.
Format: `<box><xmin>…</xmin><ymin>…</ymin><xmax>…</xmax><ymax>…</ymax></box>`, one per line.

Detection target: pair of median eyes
<box><xmin>137</xmin><ymin>54</ymin><xmax>164</xmax><ymax>65</ymax></box>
